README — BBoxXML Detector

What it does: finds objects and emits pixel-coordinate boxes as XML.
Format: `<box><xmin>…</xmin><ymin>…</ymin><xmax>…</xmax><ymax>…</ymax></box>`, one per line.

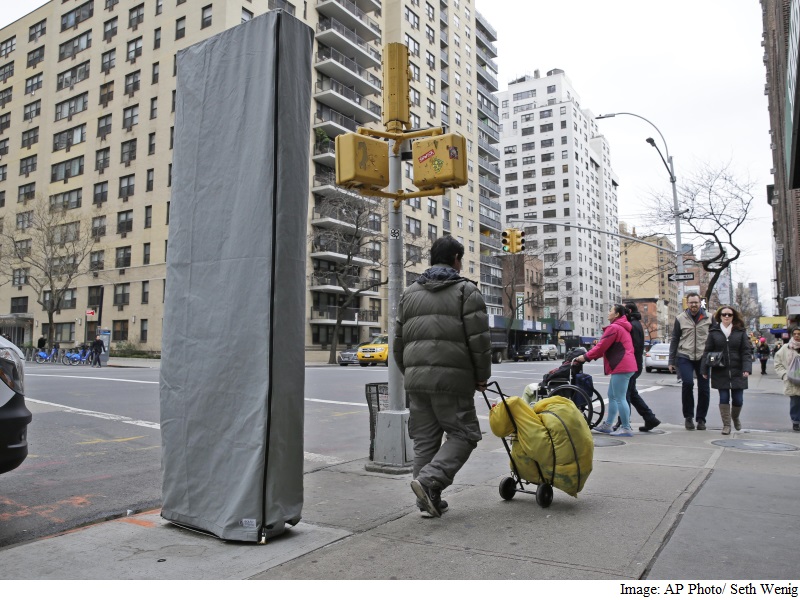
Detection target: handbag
<box><xmin>707</xmin><ymin>351</ymin><xmax>726</xmax><ymax>369</ymax></box>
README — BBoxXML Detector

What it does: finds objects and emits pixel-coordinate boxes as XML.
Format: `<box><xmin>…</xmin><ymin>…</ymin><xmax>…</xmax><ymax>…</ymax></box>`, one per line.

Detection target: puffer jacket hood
<box><xmin>416</xmin><ymin>265</ymin><xmax>474</xmax><ymax>291</ymax></box>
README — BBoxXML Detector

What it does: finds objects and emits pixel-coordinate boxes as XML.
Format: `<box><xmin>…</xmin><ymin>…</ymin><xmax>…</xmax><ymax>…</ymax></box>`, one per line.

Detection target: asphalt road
<box><xmin>0</xmin><ymin>359</ymin><xmax>791</xmax><ymax>549</ymax></box>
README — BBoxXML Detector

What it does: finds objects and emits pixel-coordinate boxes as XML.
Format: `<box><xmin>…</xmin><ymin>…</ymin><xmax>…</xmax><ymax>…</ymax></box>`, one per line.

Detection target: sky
<box><xmin>0</xmin><ymin>1</ymin><xmax>777</xmax><ymax>311</ymax></box>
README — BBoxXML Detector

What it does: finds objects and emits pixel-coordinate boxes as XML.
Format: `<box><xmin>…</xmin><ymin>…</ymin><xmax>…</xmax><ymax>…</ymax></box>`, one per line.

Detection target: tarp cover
<box><xmin>160</xmin><ymin>11</ymin><xmax>313</xmax><ymax>542</ymax></box>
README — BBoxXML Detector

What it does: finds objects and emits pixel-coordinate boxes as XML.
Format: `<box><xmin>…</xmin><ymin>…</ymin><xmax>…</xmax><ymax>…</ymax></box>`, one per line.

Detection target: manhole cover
<box><xmin>592</xmin><ymin>436</ymin><xmax>626</xmax><ymax>447</ymax></box>
<box><xmin>711</xmin><ymin>439</ymin><xmax>799</xmax><ymax>452</ymax></box>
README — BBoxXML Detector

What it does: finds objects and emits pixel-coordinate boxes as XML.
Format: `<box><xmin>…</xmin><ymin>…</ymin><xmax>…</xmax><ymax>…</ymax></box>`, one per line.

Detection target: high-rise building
<box><xmin>497</xmin><ymin>69</ymin><xmax>621</xmax><ymax>340</ymax></box>
<box><xmin>761</xmin><ymin>0</ymin><xmax>800</xmax><ymax>313</ymax></box>
<box><xmin>0</xmin><ymin>0</ymin><xmax>500</xmax><ymax>356</ymax></box>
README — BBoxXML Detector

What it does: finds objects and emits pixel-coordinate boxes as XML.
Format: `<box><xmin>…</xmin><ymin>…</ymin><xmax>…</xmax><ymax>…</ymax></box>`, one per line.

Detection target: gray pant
<box><xmin>407</xmin><ymin>391</ymin><xmax>482</xmax><ymax>491</ymax></box>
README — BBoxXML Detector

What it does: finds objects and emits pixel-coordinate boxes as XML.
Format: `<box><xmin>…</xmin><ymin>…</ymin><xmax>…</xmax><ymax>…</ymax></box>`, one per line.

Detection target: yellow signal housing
<box><xmin>411</xmin><ymin>133</ymin><xmax>468</xmax><ymax>190</ymax></box>
<box><xmin>383</xmin><ymin>43</ymin><xmax>410</xmax><ymax>127</ymax></box>
<box><xmin>514</xmin><ymin>229</ymin><xmax>525</xmax><ymax>253</ymax></box>
<box><xmin>335</xmin><ymin>132</ymin><xmax>390</xmax><ymax>191</ymax></box>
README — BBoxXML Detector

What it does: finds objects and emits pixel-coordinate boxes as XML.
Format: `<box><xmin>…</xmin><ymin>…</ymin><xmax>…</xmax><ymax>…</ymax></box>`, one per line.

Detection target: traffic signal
<box><xmin>335</xmin><ymin>132</ymin><xmax>390</xmax><ymax>190</ymax></box>
<box><xmin>411</xmin><ymin>133</ymin><xmax>468</xmax><ymax>190</ymax></box>
<box><xmin>502</xmin><ymin>228</ymin><xmax>513</xmax><ymax>253</ymax></box>
<box><xmin>515</xmin><ymin>229</ymin><xmax>525</xmax><ymax>253</ymax></box>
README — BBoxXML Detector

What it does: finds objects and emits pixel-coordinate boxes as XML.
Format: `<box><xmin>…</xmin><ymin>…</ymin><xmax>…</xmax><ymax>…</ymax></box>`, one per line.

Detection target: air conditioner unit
<box><xmin>119</xmin><ymin>268</ymin><xmax>125</xmax><ymax>274</ymax></box>
<box><xmin>93</xmin><ymin>271</ymin><xmax>99</xmax><ymax>277</ymax></box>
<box><xmin>98</xmin><ymin>167</ymin><xmax>104</xmax><ymax>174</ymax></box>
<box><xmin>101</xmin><ymin>134</ymin><xmax>106</xmax><ymax>141</ymax></box>
<box><xmin>121</xmin><ymin>232</ymin><xmax>127</xmax><ymax>238</ymax></box>
<box><xmin>126</xmin><ymin>125</ymin><xmax>133</xmax><ymax>132</ymax></box>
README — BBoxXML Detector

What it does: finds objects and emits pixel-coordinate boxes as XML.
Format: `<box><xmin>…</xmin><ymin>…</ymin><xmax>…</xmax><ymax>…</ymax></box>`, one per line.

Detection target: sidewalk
<box><xmin>3</xmin><ymin>371</ymin><xmax>797</xmax><ymax>580</ymax></box>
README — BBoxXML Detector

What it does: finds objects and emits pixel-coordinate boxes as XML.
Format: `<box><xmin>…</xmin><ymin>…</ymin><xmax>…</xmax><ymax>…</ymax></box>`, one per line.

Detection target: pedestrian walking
<box><xmin>757</xmin><ymin>338</ymin><xmax>770</xmax><ymax>375</ymax></box>
<box><xmin>773</xmin><ymin>326</ymin><xmax>800</xmax><ymax>432</ymax></box>
<box><xmin>668</xmin><ymin>292</ymin><xmax>712</xmax><ymax>430</ymax></box>
<box><xmin>37</xmin><ymin>335</ymin><xmax>46</xmax><ymax>350</ymax></box>
<box><xmin>91</xmin><ymin>336</ymin><xmax>106</xmax><ymax>368</ymax></box>
<box><xmin>623</xmin><ymin>302</ymin><xmax>661</xmax><ymax>432</ymax></box>
<box><xmin>574</xmin><ymin>304</ymin><xmax>638</xmax><ymax>437</ymax></box>
<box><xmin>394</xmin><ymin>236</ymin><xmax>491</xmax><ymax>518</ymax></box>
<box><xmin>701</xmin><ymin>306</ymin><xmax>753</xmax><ymax>435</ymax></box>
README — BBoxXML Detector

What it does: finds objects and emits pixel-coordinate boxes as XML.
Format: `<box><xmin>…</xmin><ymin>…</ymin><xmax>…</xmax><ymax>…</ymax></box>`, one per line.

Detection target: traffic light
<box><xmin>515</xmin><ymin>229</ymin><xmax>525</xmax><ymax>253</ymax></box>
<box><xmin>411</xmin><ymin>133</ymin><xmax>468</xmax><ymax>190</ymax></box>
<box><xmin>335</xmin><ymin>132</ymin><xmax>390</xmax><ymax>190</ymax></box>
<box><xmin>503</xmin><ymin>227</ymin><xmax>516</xmax><ymax>254</ymax></box>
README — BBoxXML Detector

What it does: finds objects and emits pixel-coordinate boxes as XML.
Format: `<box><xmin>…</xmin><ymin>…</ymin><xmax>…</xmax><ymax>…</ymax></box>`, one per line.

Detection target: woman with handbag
<box><xmin>701</xmin><ymin>306</ymin><xmax>753</xmax><ymax>435</ymax></box>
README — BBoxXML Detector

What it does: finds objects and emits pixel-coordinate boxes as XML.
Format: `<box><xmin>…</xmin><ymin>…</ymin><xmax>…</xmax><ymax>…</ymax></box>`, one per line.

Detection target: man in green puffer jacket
<box><xmin>394</xmin><ymin>236</ymin><xmax>492</xmax><ymax>518</ymax></box>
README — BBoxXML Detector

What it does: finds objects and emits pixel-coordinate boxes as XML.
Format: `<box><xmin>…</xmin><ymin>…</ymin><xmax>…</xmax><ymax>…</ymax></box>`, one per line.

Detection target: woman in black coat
<box><xmin>701</xmin><ymin>305</ymin><xmax>753</xmax><ymax>435</ymax></box>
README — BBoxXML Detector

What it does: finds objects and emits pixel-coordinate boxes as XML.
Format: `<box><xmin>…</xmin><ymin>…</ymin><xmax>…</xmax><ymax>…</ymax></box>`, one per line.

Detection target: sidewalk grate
<box><xmin>711</xmin><ymin>439</ymin><xmax>800</xmax><ymax>452</ymax></box>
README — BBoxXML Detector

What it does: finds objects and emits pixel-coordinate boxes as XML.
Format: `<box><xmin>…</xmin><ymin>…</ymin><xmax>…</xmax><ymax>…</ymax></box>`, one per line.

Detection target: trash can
<box><xmin>365</xmin><ymin>383</ymin><xmax>389</xmax><ymax>461</ymax></box>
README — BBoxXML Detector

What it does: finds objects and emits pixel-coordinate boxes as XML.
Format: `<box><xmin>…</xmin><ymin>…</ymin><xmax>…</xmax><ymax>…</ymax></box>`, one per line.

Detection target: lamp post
<box><xmin>595</xmin><ymin>112</ymin><xmax>685</xmax><ymax>298</ymax></box>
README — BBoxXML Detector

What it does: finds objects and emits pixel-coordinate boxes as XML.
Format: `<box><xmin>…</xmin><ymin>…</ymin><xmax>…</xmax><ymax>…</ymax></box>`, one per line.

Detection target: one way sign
<box><xmin>668</xmin><ymin>272</ymin><xmax>695</xmax><ymax>282</ymax></box>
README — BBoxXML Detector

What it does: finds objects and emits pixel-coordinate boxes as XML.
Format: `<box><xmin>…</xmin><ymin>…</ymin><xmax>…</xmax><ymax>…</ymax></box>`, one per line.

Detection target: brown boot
<box><xmin>720</xmin><ymin>404</ymin><xmax>731</xmax><ymax>435</ymax></box>
<box><xmin>732</xmin><ymin>405</ymin><xmax>742</xmax><ymax>431</ymax></box>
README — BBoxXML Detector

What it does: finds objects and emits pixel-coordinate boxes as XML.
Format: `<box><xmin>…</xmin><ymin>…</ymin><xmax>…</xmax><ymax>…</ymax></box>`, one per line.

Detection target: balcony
<box><xmin>479</xmin><ymin>176</ymin><xmax>500</xmax><ymax>196</ymax></box>
<box><xmin>479</xmin><ymin>193</ymin><xmax>502</xmax><ymax>213</ymax></box>
<box><xmin>481</xmin><ymin>254</ymin><xmax>502</xmax><ymax>268</ymax></box>
<box><xmin>478</xmin><ymin>137</ymin><xmax>500</xmax><ymax>161</ymax></box>
<box><xmin>315</xmin><ymin>0</ymin><xmax>381</xmax><ymax>42</ymax></box>
<box><xmin>311</xmin><ymin>171</ymin><xmax>369</xmax><ymax>201</ymax></box>
<box><xmin>311</xmin><ymin>238</ymin><xmax>380</xmax><ymax>266</ymax></box>
<box><xmin>477</xmin><ymin>99</ymin><xmax>499</xmax><ymax>123</ymax></box>
<box><xmin>268</xmin><ymin>0</ymin><xmax>296</xmax><ymax>15</ymax></box>
<box><xmin>476</xmin><ymin>63</ymin><xmax>498</xmax><ymax>91</ymax></box>
<box><xmin>479</xmin><ymin>212</ymin><xmax>501</xmax><ymax>231</ymax></box>
<box><xmin>309</xmin><ymin>271</ymin><xmax>380</xmax><ymax>295</ymax></box>
<box><xmin>475</xmin><ymin>11</ymin><xmax>498</xmax><ymax>42</ymax></box>
<box><xmin>314</xmin><ymin>77</ymin><xmax>380</xmax><ymax>124</ymax></box>
<box><xmin>310</xmin><ymin>305</ymin><xmax>380</xmax><ymax>325</ymax></box>
<box><xmin>439</xmin><ymin>48</ymin><xmax>448</xmax><ymax>65</ymax></box>
<box><xmin>480</xmin><ymin>274</ymin><xmax>503</xmax><ymax>287</ymax></box>
<box><xmin>478</xmin><ymin>157</ymin><xmax>499</xmax><ymax>176</ymax></box>
<box><xmin>315</xmin><ymin>45</ymin><xmax>381</xmax><ymax>96</ymax></box>
<box><xmin>314</xmin><ymin>105</ymin><xmax>358</xmax><ymax>138</ymax></box>
<box><xmin>313</xmin><ymin>139</ymin><xmax>336</xmax><ymax>167</ymax></box>
<box><xmin>310</xmin><ymin>204</ymin><xmax>362</xmax><ymax>234</ymax></box>
<box><xmin>480</xmin><ymin>235</ymin><xmax>501</xmax><ymax>251</ymax></box>
<box><xmin>475</xmin><ymin>27</ymin><xmax>498</xmax><ymax>57</ymax></box>
<box><xmin>316</xmin><ymin>17</ymin><xmax>380</xmax><ymax>70</ymax></box>
<box><xmin>478</xmin><ymin>119</ymin><xmax>500</xmax><ymax>143</ymax></box>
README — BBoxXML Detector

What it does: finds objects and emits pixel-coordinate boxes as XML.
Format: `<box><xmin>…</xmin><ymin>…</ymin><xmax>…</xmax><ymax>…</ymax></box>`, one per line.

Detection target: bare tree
<box><xmin>644</xmin><ymin>163</ymin><xmax>754</xmax><ymax>304</ymax></box>
<box><xmin>0</xmin><ymin>195</ymin><xmax>97</xmax><ymax>346</ymax></box>
<box><xmin>733</xmin><ymin>284</ymin><xmax>762</xmax><ymax>332</ymax></box>
<box><xmin>310</xmin><ymin>191</ymin><xmax>430</xmax><ymax>364</ymax></box>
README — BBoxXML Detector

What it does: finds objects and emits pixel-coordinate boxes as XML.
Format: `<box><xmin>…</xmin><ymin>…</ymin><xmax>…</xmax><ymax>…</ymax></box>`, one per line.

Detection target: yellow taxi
<box><xmin>357</xmin><ymin>335</ymin><xmax>389</xmax><ymax>366</ymax></box>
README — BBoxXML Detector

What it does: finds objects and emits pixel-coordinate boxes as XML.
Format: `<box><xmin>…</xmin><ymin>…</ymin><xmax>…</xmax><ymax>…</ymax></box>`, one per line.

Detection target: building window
<box><xmin>154</xmin><ymin>27</ymin><xmax>161</xmax><ymax>49</ymax></box>
<box><xmin>92</xmin><ymin>215</ymin><xmax>106</xmax><ymax>238</ymax></box>
<box><xmin>143</xmin><ymin>242</ymin><xmax>151</xmax><ymax>265</ymax></box>
<box><xmin>127</xmin><ymin>37</ymin><xmax>143</xmax><ymax>63</ymax></box>
<box><xmin>18</xmin><ymin>183</ymin><xmax>35</xmax><ymax>202</ymax></box>
<box><xmin>19</xmin><ymin>155</ymin><xmax>37</xmax><ymax>176</ymax></box>
<box><xmin>29</xmin><ymin>20</ymin><xmax>47</xmax><ymax>42</ymax></box>
<box><xmin>27</xmin><ymin>46</ymin><xmax>44</xmax><ymax>69</ymax></box>
<box><xmin>99</xmin><ymin>81</ymin><xmax>114</xmax><ymax>106</ymax></box>
<box><xmin>62</xmin><ymin>1</ymin><xmax>94</xmax><ymax>31</ymax></box>
<box><xmin>242</xmin><ymin>9</ymin><xmax>253</xmax><ymax>23</ymax></box>
<box><xmin>58</xmin><ymin>31</ymin><xmax>92</xmax><ymax>62</ymax></box>
<box><xmin>12</xmin><ymin>268</ymin><xmax>29</xmax><ymax>286</ymax></box>
<box><xmin>119</xmin><ymin>175</ymin><xmax>135</xmax><ymax>199</ymax></box>
<box><xmin>123</xmin><ymin>105</ymin><xmax>139</xmax><ymax>129</ymax></box>
<box><xmin>93</xmin><ymin>181</ymin><xmax>108</xmax><ymax>205</ymax></box>
<box><xmin>129</xmin><ymin>3</ymin><xmax>145</xmax><ymax>29</ymax></box>
<box><xmin>144</xmin><ymin>205</ymin><xmax>152</xmax><ymax>228</ymax></box>
<box><xmin>121</xmin><ymin>139</ymin><xmax>137</xmax><ymax>164</ymax></box>
<box><xmin>175</xmin><ymin>17</ymin><xmax>186</xmax><ymax>39</ymax></box>
<box><xmin>10</xmin><ymin>297</ymin><xmax>28</xmax><ymax>314</ymax></box>
<box><xmin>152</xmin><ymin>62</ymin><xmax>159</xmax><ymax>84</ymax></box>
<box><xmin>90</xmin><ymin>251</ymin><xmax>104</xmax><ymax>271</ymax></box>
<box><xmin>23</xmin><ymin>100</ymin><xmax>41</xmax><ymax>121</ymax></box>
<box><xmin>112</xmin><ymin>320</ymin><xmax>129</xmax><ymax>341</ymax></box>
<box><xmin>115</xmin><ymin>246</ymin><xmax>132</xmax><ymax>269</ymax></box>
<box><xmin>117</xmin><ymin>210</ymin><xmax>133</xmax><ymax>234</ymax></box>
<box><xmin>140</xmin><ymin>319</ymin><xmax>149</xmax><ymax>342</ymax></box>
<box><xmin>25</xmin><ymin>73</ymin><xmax>43</xmax><ymax>95</ymax></box>
<box><xmin>201</xmin><ymin>5</ymin><xmax>212</xmax><ymax>29</ymax></box>
<box><xmin>51</xmin><ymin>156</ymin><xmax>84</xmax><ymax>182</ymax></box>
<box><xmin>148</xmin><ymin>132</ymin><xmax>156</xmax><ymax>155</ymax></box>
<box><xmin>96</xmin><ymin>147</ymin><xmax>110</xmax><ymax>171</ymax></box>
<box><xmin>141</xmin><ymin>280</ymin><xmax>150</xmax><ymax>304</ymax></box>
<box><xmin>50</xmin><ymin>188</ymin><xmax>82</xmax><ymax>210</ymax></box>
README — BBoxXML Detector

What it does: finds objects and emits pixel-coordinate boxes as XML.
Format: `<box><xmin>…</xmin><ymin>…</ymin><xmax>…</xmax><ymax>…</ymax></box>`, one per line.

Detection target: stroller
<box><xmin>530</xmin><ymin>348</ymin><xmax>605</xmax><ymax>429</ymax></box>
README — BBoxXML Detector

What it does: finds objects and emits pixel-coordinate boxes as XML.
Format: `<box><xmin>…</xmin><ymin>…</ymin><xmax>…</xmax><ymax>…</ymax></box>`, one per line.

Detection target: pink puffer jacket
<box><xmin>585</xmin><ymin>317</ymin><xmax>637</xmax><ymax>375</ymax></box>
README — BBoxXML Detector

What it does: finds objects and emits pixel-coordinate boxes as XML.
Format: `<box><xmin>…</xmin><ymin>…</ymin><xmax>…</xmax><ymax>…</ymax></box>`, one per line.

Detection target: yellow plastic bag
<box><xmin>489</xmin><ymin>395</ymin><xmax>594</xmax><ymax>497</ymax></box>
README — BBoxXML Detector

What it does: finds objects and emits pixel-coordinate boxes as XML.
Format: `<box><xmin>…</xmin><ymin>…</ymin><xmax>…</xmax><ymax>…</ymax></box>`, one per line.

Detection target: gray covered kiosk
<box><xmin>160</xmin><ymin>11</ymin><xmax>313</xmax><ymax>543</ymax></box>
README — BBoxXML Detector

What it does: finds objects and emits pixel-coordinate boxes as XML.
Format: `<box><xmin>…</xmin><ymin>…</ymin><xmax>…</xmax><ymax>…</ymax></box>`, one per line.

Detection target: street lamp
<box><xmin>595</xmin><ymin>112</ymin><xmax>685</xmax><ymax>291</ymax></box>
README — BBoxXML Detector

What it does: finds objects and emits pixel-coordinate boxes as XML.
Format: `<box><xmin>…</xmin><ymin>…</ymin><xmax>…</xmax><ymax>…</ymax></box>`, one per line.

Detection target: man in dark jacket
<box><xmin>91</xmin><ymin>336</ymin><xmax>106</xmax><ymax>368</ymax></box>
<box><xmin>624</xmin><ymin>302</ymin><xmax>661</xmax><ymax>432</ymax></box>
<box><xmin>394</xmin><ymin>236</ymin><xmax>491</xmax><ymax>518</ymax></box>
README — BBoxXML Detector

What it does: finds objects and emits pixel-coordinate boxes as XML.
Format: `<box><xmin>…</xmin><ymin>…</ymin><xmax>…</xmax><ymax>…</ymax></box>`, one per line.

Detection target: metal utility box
<box><xmin>412</xmin><ymin>133</ymin><xmax>468</xmax><ymax>190</ymax></box>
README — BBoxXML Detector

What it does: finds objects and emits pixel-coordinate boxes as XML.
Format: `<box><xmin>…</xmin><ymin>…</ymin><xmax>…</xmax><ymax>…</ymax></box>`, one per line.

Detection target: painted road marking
<box><xmin>638</xmin><ymin>386</ymin><xmax>663</xmax><ymax>393</ymax></box>
<box><xmin>27</xmin><ymin>374</ymin><xmax>158</xmax><ymax>384</ymax></box>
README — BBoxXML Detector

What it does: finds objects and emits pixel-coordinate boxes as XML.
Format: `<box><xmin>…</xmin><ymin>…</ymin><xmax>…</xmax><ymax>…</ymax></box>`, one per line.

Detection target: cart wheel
<box><xmin>536</xmin><ymin>483</ymin><xmax>553</xmax><ymax>508</ymax></box>
<box><xmin>589</xmin><ymin>387</ymin><xmax>605</xmax><ymax>429</ymax></box>
<box><xmin>499</xmin><ymin>476</ymin><xmax>517</xmax><ymax>501</ymax></box>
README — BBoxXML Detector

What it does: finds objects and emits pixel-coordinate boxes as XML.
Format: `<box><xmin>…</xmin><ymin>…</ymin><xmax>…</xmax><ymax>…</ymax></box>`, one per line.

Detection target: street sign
<box><xmin>86</xmin><ymin>309</ymin><xmax>96</xmax><ymax>316</ymax></box>
<box><xmin>668</xmin><ymin>272</ymin><xmax>695</xmax><ymax>282</ymax></box>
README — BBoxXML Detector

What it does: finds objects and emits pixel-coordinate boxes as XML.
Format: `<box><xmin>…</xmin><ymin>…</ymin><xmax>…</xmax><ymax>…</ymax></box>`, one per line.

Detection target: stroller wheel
<box><xmin>536</xmin><ymin>483</ymin><xmax>553</xmax><ymax>508</ymax></box>
<box><xmin>499</xmin><ymin>476</ymin><xmax>517</xmax><ymax>501</ymax></box>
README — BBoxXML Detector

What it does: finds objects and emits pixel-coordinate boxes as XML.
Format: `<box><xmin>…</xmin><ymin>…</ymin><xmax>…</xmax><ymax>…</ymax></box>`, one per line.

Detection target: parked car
<box><xmin>0</xmin><ymin>336</ymin><xmax>30</xmax><ymax>475</ymax></box>
<box><xmin>514</xmin><ymin>345</ymin><xmax>542</xmax><ymax>362</ymax></box>
<box><xmin>338</xmin><ymin>343</ymin><xmax>367</xmax><ymax>366</ymax></box>
<box><xmin>537</xmin><ymin>344</ymin><xmax>560</xmax><ymax>360</ymax></box>
<box><xmin>357</xmin><ymin>335</ymin><xmax>389</xmax><ymax>366</ymax></box>
<box><xmin>645</xmin><ymin>343</ymin><xmax>671</xmax><ymax>373</ymax></box>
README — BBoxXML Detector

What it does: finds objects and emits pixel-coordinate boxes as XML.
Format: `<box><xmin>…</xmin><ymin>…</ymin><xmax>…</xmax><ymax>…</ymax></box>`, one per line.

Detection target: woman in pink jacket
<box><xmin>575</xmin><ymin>304</ymin><xmax>638</xmax><ymax>437</ymax></box>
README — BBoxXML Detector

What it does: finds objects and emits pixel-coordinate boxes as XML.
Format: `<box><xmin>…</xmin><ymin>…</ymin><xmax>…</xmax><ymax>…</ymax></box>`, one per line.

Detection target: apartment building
<box><xmin>619</xmin><ymin>221</ymin><xmax>678</xmax><ymax>341</ymax></box>
<box><xmin>497</xmin><ymin>69</ymin><xmax>621</xmax><ymax>341</ymax></box>
<box><xmin>0</xmin><ymin>0</ymin><xmax>500</xmax><ymax>356</ymax></box>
